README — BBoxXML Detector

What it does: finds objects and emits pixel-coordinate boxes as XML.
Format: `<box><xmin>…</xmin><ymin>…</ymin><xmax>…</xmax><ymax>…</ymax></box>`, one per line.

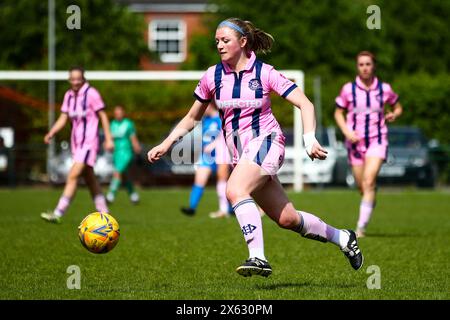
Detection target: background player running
<box><xmin>335</xmin><ymin>51</ymin><xmax>402</xmax><ymax>238</ymax></box>
<box><xmin>148</xmin><ymin>18</ymin><xmax>364</xmax><ymax>277</ymax></box>
<box><xmin>106</xmin><ymin>105</ymin><xmax>142</xmax><ymax>204</ymax></box>
<box><xmin>41</xmin><ymin>66</ymin><xmax>113</xmax><ymax>223</ymax></box>
<box><xmin>180</xmin><ymin>103</ymin><xmax>233</xmax><ymax>217</ymax></box>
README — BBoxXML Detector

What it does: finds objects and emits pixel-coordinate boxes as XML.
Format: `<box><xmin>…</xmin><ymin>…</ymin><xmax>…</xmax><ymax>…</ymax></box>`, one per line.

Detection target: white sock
<box><xmin>331</xmin><ymin>229</ymin><xmax>350</xmax><ymax>249</ymax></box>
<box><xmin>234</xmin><ymin>198</ymin><xmax>266</xmax><ymax>261</ymax></box>
<box><xmin>54</xmin><ymin>209</ymin><xmax>63</xmax><ymax>217</ymax></box>
<box><xmin>249</xmin><ymin>248</ymin><xmax>266</xmax><ymax>261</ymax></box>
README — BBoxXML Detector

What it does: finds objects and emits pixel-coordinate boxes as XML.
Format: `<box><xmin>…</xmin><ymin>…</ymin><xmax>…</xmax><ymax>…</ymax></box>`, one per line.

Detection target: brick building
<box><xmin>118</xmin><ymin>0</ymin><xmax>215</xmax><ymax>70</ymax></box>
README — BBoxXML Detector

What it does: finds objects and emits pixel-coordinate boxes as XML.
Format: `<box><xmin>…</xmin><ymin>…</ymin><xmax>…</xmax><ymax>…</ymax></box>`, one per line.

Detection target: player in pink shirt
<box><xmin>335</xmin><ymin>51</ymin><xmax>403</xmax><ymax>237</ymax></box>
<box><xmin>41</xmin><ymin>67</ymin><xmax>114</xmax><ymax>223</ymax></box>
<box><xmin>148</xmin><ymin>18</ymin><xmax>364</xmax><ymax>277</ymax></box>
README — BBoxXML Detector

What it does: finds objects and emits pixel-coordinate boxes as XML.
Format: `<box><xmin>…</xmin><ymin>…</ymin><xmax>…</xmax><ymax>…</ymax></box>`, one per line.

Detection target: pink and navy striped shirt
<box><xmin>194</xmin><ymin>51</ymin><xmax>297</xmax><ymax>147</ymax></box>
<box><xmin>335</xmin><ymin>76</ymin><xmax>399</xmax><ymax>146</ymax></box>
<box><xmin>61</xmin><ymin>82</ymin><xmax>105</xmax><ymax>150</ymax></box>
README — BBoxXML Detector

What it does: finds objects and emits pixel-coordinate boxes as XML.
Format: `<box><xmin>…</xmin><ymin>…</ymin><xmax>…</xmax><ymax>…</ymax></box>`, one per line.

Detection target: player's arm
<box><xmin>130</xmin><ymin>134</ymin><xmax>142</xmax><ymax>154</ymax></box>
<box><xmin>148</xmin><ymin>100</ymin><xmax>208</xmax><ymax>163</ymax></box>
<box><xmin>98</xmin><ymin>110</ymin><xmax>114</xmax><ymax>151</ymax></box>
<box><xmin>385</xmin><ymin>101</ymin><xmax>403</xmax><ymax>122</ymax></box>
<box><xmin>283</xmin><ymin>87</ymin><xmax>327</xmax><ymax>160</ymax></box>
<box><xmin>44</xmin><ymin>113</ymin><xmax>68</xmax><ymax>144</ymax></box>
<box><xmin>334</xmin><ymin>107</ymin><xmax>360</xmax><ymax>143</ymax></box>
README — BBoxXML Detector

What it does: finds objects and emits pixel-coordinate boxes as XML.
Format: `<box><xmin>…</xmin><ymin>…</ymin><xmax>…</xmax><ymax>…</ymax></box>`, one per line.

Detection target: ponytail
<box><xmin>219</xmin><ymin>18</ymin><xmax>274</xmax><ymax>54</ymax></box>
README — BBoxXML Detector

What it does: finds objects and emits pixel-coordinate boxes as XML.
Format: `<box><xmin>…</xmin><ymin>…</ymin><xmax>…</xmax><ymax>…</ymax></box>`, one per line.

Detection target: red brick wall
<box><xmin>140</xmin><ymin>12</ymin><xmax>207</xmax><ymax>70</ymax></box>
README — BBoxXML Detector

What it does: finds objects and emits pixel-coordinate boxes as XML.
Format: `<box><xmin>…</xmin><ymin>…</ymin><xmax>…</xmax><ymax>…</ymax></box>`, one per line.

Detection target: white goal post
<box><xmin>0</xmin><ymin>70</ymin><xmax>305</xmax><ymax>191</ymax></box>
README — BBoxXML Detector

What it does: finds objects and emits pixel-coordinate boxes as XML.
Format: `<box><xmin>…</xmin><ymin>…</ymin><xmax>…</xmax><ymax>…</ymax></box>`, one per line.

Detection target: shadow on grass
<box><xmin>255</xmin><ymin>281</ymin><xmax>359</xmax><ymax>290</ymax></box>
<box><xmin>255</xmin><ymin>282</ymin><xmax>311</xmax><ymax>290</ymax></box>
<box><xmin>365</xmin><ymin>233</ymin><xmax>416</xmax><ymax>238</ymax></box>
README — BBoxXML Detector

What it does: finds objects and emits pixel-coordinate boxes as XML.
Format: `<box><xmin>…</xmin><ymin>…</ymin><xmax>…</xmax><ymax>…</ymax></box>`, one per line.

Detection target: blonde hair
<box><xmin>219</xmin><ymin>18</ymin><xmax>274</xmax><ymax>54</ymax></box>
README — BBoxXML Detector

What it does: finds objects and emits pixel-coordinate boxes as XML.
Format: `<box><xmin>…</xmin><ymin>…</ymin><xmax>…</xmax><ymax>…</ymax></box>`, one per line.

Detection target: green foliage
<box><xmin>391</xmin><ymin>73</ymin><xmax>450</xmax><ymax>144</ymax></box>
<box><xmin>0</xmin><ymin>0</ymin><xmax>166</xmax><ymax>147</ymax></box>
<box><xmin>186</xmin><ymin>0</ymin><xmax>450</xmax><ymax>143</ymax></box>
<box><xmin>0</xmin><ymin>0</ymin><xmax>148</xmax><ymax>70</ymax></box>
<box><xmin>1</xmin><ymin>0</ymin><xmax>449</xmax><ymax>152</ymax></box>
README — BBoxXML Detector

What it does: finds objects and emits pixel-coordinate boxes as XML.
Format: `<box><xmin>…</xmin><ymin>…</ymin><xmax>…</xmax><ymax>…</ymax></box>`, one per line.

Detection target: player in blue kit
<box><xmin>181</xmin><ymin>104</ymin><xmax>232</xmax><ymax>216</ymax></box>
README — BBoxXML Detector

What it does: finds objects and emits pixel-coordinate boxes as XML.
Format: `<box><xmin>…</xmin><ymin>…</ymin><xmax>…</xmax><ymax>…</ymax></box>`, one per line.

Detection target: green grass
<box><xmin>0</xmin><ymin>187</ymin><xmax>449</xmax><ymax>299</ymax></box>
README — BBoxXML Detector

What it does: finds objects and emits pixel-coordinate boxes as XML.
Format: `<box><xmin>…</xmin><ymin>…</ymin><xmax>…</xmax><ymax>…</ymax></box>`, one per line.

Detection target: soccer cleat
<box><xmin>180</xmin><ymin>207</ymin><xmax>195</xmax><ymax>216</ymax></box>
<box><xmin>341</xmin><ymin>230</ymin><xmax>364</xmax><ymax>270</ymax></box>
<box><xmin>130</xmin><ymin>192</ymin><xmax>140</xmax><ymax>205</ymax></box>
<box><xmin>40</xmin><ymin>211</ymin><xmax>62</xmax><ymax>224</ymax></box>
<box><xmin>236</xmin><ymin>257</ymin><xmax>272</xmax><ymax>277</ymax></box>
<box><xmin>209</xmin><ymin>210</ymin><xmax>230</xmax><ymax>219</ymax></box>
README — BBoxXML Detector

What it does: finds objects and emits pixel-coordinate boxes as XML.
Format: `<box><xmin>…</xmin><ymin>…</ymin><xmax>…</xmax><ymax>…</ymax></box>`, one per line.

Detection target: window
<box><xmin>149</xmin><ymin>19</ymin><xmax>186</xmax><ymax>63</ymax></box>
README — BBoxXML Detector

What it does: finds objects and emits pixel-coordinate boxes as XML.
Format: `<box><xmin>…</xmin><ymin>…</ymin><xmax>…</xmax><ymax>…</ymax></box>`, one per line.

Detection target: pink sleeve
<box><xmin>384</xmin><ymin>83</ymin><xmax>399</xmax><ymax>105</ymax></box>
<box><xmin>194</xmin><ymin>71</ymin><xmax>212</xmax><ymax>103</ymax></box>
<box><xmin>335</xmin><ymin>84</ymin><xmax>349</xmax><ymax>109</ymax></box>
<box><xmin>60</xmin><ymin>91</ymin><xmax>70</xmax><ymax>113</ymax></box>
<box><xmin>89</xmin><ymin>87</ymin><xmax>105</xmax><ymax>112</ymax></box>
<box><xmin>267</xmin><ymin>67</ymin><xmax>297</xmax><ymax>98</ymax></box>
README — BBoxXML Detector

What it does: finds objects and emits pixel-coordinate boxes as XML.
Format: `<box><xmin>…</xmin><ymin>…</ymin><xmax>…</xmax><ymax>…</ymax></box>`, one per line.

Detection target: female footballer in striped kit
<box><xmin>148</xmin><ymin>18</ymin><xmax>363</xmax><ymax>277</ymax></box>
<box><xmin>335</xmin><ymin>51</ymin><xmax>402</xmax><ymax>238</ymax></box>
<box><xmin>41</xmin><ymin>67</ymin><xmax>114</xmax><ymax>223</ymax></box>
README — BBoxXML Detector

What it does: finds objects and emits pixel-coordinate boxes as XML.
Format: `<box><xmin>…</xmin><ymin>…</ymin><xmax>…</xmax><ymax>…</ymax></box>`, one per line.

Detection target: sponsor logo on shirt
<box><xmin>216</xmin><ymin>99</ymin><xmax>263</xmax><ymax>109</ymax></box>
<box><xmin>68</xmin><ymin>110</ymin><xmax>87</xmax><ymax>118</ymax></box>
<box><xmin>351</xmin><ymin>107</ymin><xmax>383</xmax><ymax>114</ymax></box>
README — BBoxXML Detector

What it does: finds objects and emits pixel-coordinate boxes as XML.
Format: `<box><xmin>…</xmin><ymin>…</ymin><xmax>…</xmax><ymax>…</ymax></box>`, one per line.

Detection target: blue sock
<box><xmin>189</xmin><ymin>184</ymin><xmax>204</xmax><ymax>210</ymax></box>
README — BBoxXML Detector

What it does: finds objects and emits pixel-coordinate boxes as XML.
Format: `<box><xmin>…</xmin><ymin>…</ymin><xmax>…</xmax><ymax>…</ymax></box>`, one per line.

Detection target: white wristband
<box><xmin>303</xmin><ymin>131</ymin><xmax>317</xmax><ymax>155</ymax></box>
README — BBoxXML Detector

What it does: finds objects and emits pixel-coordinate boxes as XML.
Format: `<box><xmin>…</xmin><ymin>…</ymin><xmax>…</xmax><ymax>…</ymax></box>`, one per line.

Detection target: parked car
<box><xmin>143</xmin><ymin>125</ymin><xmax>441</xmax><ymax>189</ymax></box>
<box><xmin>343</xmin><ymin>126</ymin><xmax>438</xmax><ymax>188</ymax></box>
<box><xmin>138</xmin><ymin>126</ymin><xmax>202</xmax><ymax>186</ymax></box>
<box><xmin>278</xmin><ymin>127</ymin><xmax>348</xmax><ymax>185</ymax></box>
<box><xmin>48</xmin><ymin>141</ymin><xmax>114</xmax><ymax>185</ymax></box>
<box><xmin>376</xmin><ymin>126</ymin><xmax>438</xmax><ymax>187</ymax></box>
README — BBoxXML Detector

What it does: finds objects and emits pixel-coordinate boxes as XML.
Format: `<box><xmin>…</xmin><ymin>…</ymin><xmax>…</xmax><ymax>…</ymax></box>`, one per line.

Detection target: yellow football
<box><xmin>78</xmin><ymin>212</ymin><xmax>120</xmax><ymax>254</ymax></box>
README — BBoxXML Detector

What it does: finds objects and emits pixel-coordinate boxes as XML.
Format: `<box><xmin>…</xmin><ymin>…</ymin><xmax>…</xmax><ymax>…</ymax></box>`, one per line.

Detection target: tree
<box><xmin>185</xmin><ymin>0</ymin><xmax>450</xmax><ymax>143</ymax></box>
<box><xmin>0</xmin><ymin>0</ymin><xmax>148</xmax><ymax>70</ymax></box>
<box><xmin>0</xmin><ymin>0</ymin><xmax>150</xmax><ymax>144</ymax></box>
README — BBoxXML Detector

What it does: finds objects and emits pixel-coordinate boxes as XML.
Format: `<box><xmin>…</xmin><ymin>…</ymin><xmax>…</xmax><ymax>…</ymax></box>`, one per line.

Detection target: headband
<box><xmin>218</xmin><ymin>20</ymin><xmax>245</xmax><ymax>36</ymax></box>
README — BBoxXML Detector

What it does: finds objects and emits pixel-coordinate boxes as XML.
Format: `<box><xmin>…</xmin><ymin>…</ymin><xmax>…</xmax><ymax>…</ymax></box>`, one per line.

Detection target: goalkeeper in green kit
<box><xmin>106</xmin><ymin>105</ymin><xmax>142</xmax><ymax>204</ymax></box>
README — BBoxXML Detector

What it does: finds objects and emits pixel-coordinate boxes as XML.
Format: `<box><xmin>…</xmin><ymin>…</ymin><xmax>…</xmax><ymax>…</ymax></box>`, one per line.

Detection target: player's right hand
<box><xmin>44</xmin><ymin>133</ymin><xmax>53</xmax><ymax>144</ymax></box>
<box><xmin>147</xmin><ymin>144</ymin><xmax>169</xmax><ymax>163</ymax></box>
<box><xmin>103</xmin><ymin>138</ymin><xmax>114</xmax><ymax>152</ymax></box>
<box><xmin>308</xmin><ymin>141</ymin><xmax>328</xmax><ymax>161</ymax></box>
<box><xmin>346</xmin><ymin>131</ymin><xmax>360</xmax><ymax>143</ymax></box>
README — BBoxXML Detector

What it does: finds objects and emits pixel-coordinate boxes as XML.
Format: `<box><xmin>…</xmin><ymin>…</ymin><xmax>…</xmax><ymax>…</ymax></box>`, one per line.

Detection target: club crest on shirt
<box><xmin>375</xmin><ymin>93</ymin><xmax>383</xmax><ymax>102</ymax></box>
<box><xmin>248</xmin><ymin>79</ymin><xmax>262</xmax><ymax>91</ymax></box>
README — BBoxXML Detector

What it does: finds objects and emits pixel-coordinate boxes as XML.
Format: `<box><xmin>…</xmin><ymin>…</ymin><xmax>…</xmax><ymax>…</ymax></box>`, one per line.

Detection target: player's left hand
<box><xmin>134</xmin><ymin>144</ymin><xmax>142</xmax><ymax>154</ymax></box>
<box><xmin>308</xmin><ymin>142</ymin><xmax>328</xmax><ymax>161</ymax></box>
<box><xmin>104</xmin><ymin>139</ymin><xmax>114</xmax><ymax>151</ymax></box>
<box><xmin>44</xmin><ymin>133</ymin><xmax>53</xmax><ymax>144</ymax></box>
<box><xmin>385</xmin><ymin>112</ymin><xmax>397</xmax><ymax>122</ymax></box>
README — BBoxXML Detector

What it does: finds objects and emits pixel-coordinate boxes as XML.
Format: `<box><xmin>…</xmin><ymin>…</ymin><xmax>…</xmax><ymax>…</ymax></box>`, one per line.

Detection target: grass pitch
<box><xmin>0</xmin><ymin>187</ymin><xmax>449</xmax><ymax>299</ymax></box>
